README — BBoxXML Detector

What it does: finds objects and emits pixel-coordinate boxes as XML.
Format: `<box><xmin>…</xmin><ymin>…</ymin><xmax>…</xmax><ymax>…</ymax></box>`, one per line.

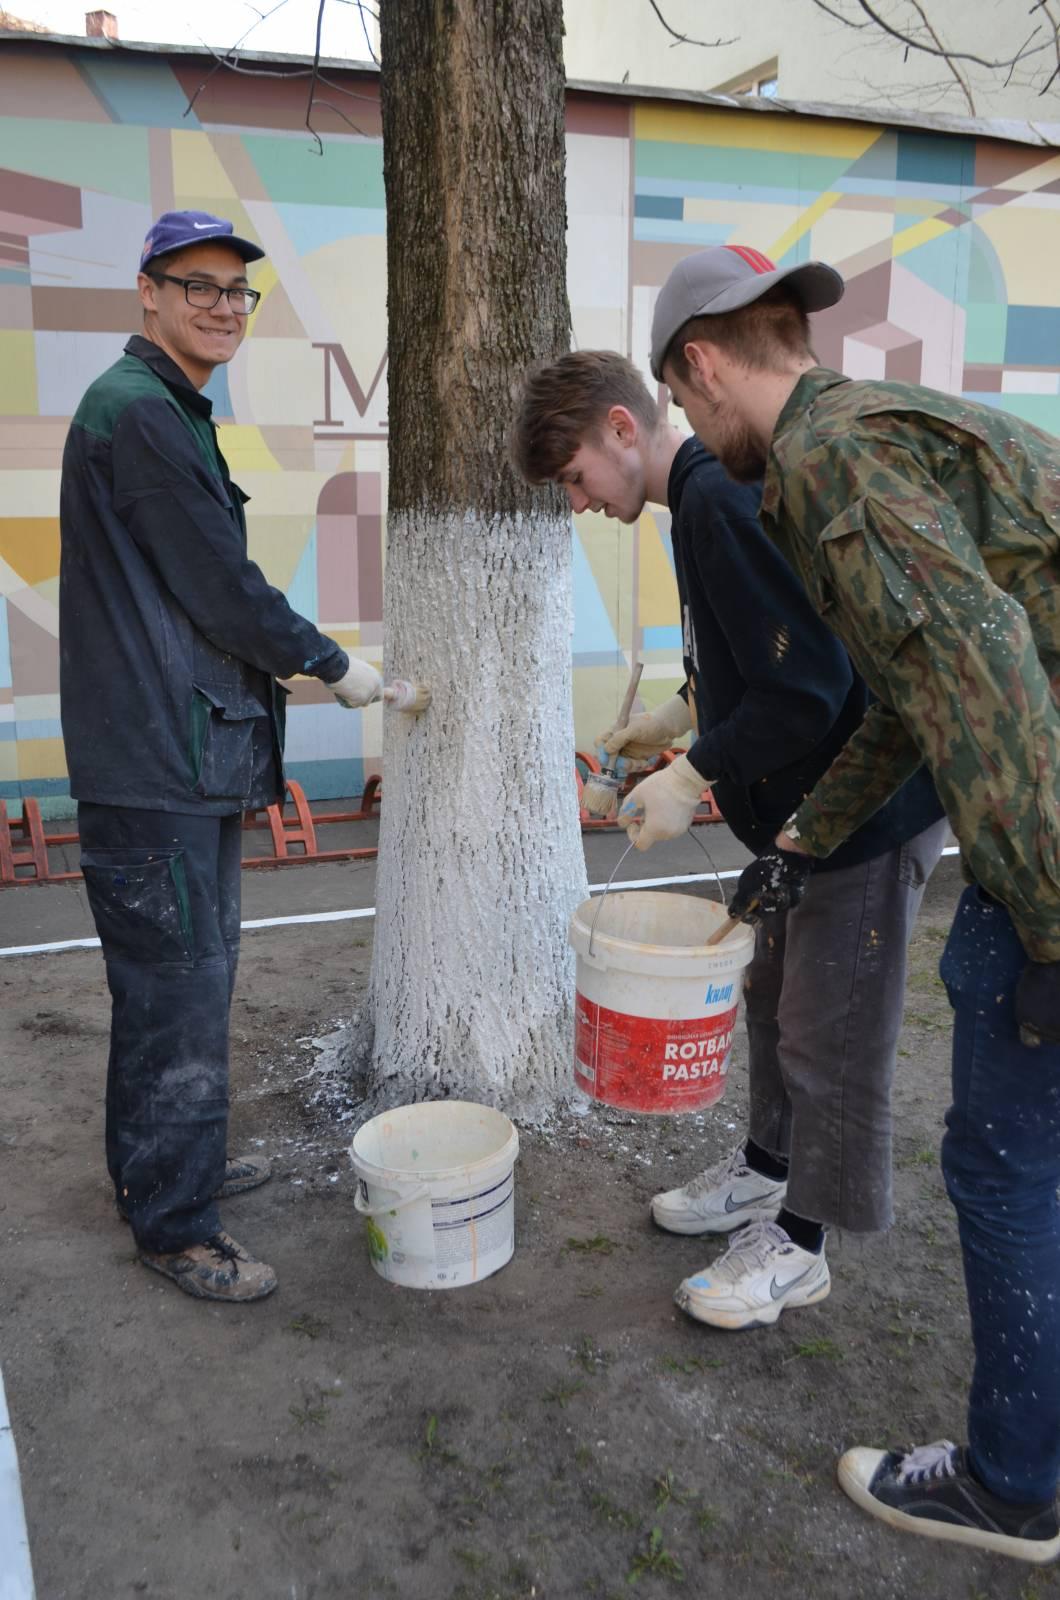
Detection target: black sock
<box><xmin>775</xmin><ymin>1207</ymin><xmax>825</xmax><ymax>1254</ymax></box>
<box><xmin>743</xmin><ymin>1137</ymin><xmax>789</xmax><ymax>1182</ymax></box>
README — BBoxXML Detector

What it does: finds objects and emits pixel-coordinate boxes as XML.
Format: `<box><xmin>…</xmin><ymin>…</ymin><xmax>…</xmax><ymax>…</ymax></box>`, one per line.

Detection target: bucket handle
<box><xmin>588</xmin><ymin>829</ymin><xmax>729</xmax><ymax>959</ymax></box>
<box><xmin>354</xmin><ymin>1181</ymin><xmax>431</xmax><ymax>1218</ymax></box>
<box><xmin>588</xmin><ymin>838</ymin><xmax>637</xmax><ymax>958</ymax></box>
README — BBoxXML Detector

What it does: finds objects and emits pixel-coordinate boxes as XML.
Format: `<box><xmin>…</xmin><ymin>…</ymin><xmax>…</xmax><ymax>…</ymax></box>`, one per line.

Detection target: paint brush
<box><xmin>383</xmin><ymin>679</ymin><xmax>431</xmax><ymax>713</ymax></box>
<box><xmin>706</xmin><ymin>898</ymin><xmax>759</xmax><ymax>946</ymax></box>
<box><xmin>582</xmin><ymin>661</ymin><xmax>643</xmax><ymax>819</ymax></box>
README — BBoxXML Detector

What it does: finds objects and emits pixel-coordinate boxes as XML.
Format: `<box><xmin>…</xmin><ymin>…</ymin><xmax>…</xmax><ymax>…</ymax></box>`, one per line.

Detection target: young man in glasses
<box><xmin>59</xmin><ymin>211</ymin><xmax>379</xmax><ymax>1303</ymax></box>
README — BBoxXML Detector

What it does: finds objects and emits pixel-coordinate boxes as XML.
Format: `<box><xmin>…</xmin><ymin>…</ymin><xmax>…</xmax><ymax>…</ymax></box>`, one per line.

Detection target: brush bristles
<box><xmin>582</xmin><ymin>773</ymin><xmax>621</xmax><ymax>819</ymax></box>
<box><xmin>383</xmin><ymin>680</ymin><xmax>431</xmax><ymax>713</ymax></box>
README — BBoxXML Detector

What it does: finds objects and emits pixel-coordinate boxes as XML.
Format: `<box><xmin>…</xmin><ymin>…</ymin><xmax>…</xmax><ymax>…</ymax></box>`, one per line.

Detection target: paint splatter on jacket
<box><xmin>761</xmin><ymin>367</ymin><xmax>1060</xmax><ymax>960</ymax></box>
<box><xmin>60</xmin><ymin>337</ymin><xmax>348</xmax><ymax>813</ymax></box>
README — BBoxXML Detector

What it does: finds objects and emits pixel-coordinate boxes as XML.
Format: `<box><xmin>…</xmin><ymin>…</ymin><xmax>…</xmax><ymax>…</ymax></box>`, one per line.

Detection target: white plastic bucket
<box><xmin>568</xmin><ymin>890</ymin><xmax>755</xmax><ymax>1114</ymax></box>
<box><xmin>350</xmin><ymin>1100</ymin><xmax>519</xmax><ymax>1289</ymax></box>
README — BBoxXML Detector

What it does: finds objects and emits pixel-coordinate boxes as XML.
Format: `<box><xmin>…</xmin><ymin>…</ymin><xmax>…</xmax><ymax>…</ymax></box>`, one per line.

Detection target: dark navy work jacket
<box><xmin>59</xmin><ymin>337</ymin><xmax>347</xmax><ymax>814</ymax></box>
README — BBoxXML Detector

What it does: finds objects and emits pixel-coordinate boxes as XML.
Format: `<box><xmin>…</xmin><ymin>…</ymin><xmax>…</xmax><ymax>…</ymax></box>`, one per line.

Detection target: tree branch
<box><xmin>644</xmin><ymin>0</ymin><xmax>736</xmax><ymax>49</ymax></box>
<box><xmin>304</xmin><ymin>0</ymin><xmax>328</xmax><ymax>154</ymax></box>
<box><xmin>806</xmin><ymin>0</ymin><xmax>872</xmax><ymax>26</ymax></box>
<box><xmin>854</xmin><ymin>0</ymin><xmax>1043</xmax><ymax>70</ymax></box>
<box><xmin>906</xmin><ymin>0</ymin><xmax>975</xmax><ymax>114</ymax></box>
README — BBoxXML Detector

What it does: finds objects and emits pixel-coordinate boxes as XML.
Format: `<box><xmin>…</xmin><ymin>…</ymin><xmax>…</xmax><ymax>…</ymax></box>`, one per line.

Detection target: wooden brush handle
<box><xmin>615</xmin><ymin>661</ymin><xmax>644</xmax><ymax>731</ymax></box>
<box><xmin>706</xmin><ymin>898</ymin><xmax>759</xmax><ymax>946</ymax></box>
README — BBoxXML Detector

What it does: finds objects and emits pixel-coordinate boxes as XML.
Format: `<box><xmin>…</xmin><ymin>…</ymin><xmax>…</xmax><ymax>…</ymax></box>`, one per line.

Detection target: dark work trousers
<box><xmin>78</xmin><ymin>803</ymin><xmax>242</xmax><ymax>1254</ymax></box>
<box><xmin>743</xmin><ymin>818</ymin><xmax>948</xmax><ymax>1232</ymax></box>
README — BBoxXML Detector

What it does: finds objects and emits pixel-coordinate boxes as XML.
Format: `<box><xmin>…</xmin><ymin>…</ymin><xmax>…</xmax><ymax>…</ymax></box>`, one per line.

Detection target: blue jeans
<box><xmin>940</xmin><ymin>886</ymin><xmax>1060</xmax><ymax>1504</ymax></box>
<box><xmin>78</xmin><ymin>804</ymin><xmax>242</xmax><ymax>1255</ymax></box>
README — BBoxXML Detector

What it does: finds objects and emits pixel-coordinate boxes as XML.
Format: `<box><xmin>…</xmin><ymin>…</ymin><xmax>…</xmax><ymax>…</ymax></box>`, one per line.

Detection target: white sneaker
<box><xmin>651</xmin><ymin>1145</ymin><xmax>787</xmax><ymax>1236</ymax></box>
<box><xmin>674</xmin><ymin>1220</ymin><xmax>830</xmax><ymax>1330</ymax></box>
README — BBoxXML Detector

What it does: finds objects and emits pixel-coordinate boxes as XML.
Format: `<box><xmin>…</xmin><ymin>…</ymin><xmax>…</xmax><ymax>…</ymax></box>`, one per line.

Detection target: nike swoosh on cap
<box><xmin>192</xmin><ymin>222</ymin><xmax>219</xmax><ymax>230</ymax></box>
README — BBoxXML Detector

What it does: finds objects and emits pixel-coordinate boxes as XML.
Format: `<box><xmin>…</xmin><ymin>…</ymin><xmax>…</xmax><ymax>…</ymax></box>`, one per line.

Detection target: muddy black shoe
<box><xmin>839</xmin><ymin>1440</ymin><xmax>1060</xmax><ymax>1564</ymax></box>
<box><xmin>138</xmin><ymin>1231</ymin><xmax>278</xmax><ymax>1302</ymax></box>
<box><xmin>217</xmin><ymin>1154</ymin><xmax>271</xmax><ymax>1198</ymax></box>
<box><xmin>117</xmin><ymin>1155</ymin><xmax>271</xmax><ymax>1221</ymax></box>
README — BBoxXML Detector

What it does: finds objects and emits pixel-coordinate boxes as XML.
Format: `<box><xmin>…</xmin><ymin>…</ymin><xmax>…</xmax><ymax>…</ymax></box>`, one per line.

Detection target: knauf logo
<box><xmin>705</xmin><ymin>981</ymin><xmax>734</xmax><ymax>1005</ymax></box>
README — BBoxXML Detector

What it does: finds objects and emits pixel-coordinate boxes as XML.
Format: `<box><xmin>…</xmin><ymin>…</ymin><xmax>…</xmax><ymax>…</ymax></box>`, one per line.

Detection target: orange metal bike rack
<box><xmin>1</xmin><ymin>759</ymin><xmax>722</xmax><ymax>887</ymax></box>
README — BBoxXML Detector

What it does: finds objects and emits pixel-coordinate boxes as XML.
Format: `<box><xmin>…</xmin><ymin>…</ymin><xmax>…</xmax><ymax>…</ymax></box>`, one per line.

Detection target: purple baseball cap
<box><xmin>650</xmin><ymin>244</ymin><xmax>844</xmax><ymax>379</ymax></box>
<box><xmin>139</xmin><ymin>210</ymin><xmax>265</xmax><ymax>273</ymax></box>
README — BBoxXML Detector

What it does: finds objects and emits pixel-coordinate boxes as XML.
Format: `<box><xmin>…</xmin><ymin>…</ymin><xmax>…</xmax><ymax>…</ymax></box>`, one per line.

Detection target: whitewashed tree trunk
<box><xmin>357</xmin><ymin>0</ymin><xmax>586</xmax><ymax>1119</ymax></box>
<box><xmin>370</xmin><ymin>509</ymin><xmax>586</xmax><ymax>1117</ymax></box>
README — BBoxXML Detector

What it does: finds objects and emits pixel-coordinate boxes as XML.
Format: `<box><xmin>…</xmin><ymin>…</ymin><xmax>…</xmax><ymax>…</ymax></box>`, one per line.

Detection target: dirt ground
<box><xmin>2</xmin><ymin>855</ymin><xmax>1058</xmax><ymax>1600</ymax></box>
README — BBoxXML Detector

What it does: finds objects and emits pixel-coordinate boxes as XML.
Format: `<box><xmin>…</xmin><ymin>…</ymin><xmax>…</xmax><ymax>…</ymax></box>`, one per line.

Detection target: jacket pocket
<box><xmin>80</xmin><ymin>849</ymin><xmax>192</xmax><ymax>964</ymax></box>
<box><xmin>189</xmin><ymin>684</ymin><xmax>269</xmax><ymax>799</ymax></box>
<box><xmin>273</xmin><ymin>681</ymin><xmax>291</xmax><ymax>753</ymax></box>
<box><xmin>813</xmin><ymin>498</ymin><xmax>931</xmax><ymax>661</ymax></box>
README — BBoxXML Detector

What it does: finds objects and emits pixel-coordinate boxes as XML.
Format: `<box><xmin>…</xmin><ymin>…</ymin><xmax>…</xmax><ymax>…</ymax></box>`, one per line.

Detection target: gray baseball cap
<box><xmin>650</xmin><ymin>244</ymin><xmax>844</xmax><ymax>379</ymax></box>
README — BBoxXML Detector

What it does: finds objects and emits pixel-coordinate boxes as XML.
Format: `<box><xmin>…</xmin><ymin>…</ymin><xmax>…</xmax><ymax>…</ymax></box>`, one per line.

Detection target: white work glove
<box><xmin>618</xmin><ymin>753</ymin><xmax>709</xmax><ymax>851</ymax></box>
<box><xmin>330</xmin><ymin>659</ymin><xmax>383</xmax><ymax>709</ymax></box>
<box><xmin>599</xmin><ymin>693</ymin><xmax>693</xmax><ymax>764</ymax></box>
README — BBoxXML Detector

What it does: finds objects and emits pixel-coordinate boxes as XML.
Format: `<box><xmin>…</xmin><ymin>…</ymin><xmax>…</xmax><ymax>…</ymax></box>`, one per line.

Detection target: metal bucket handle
<box><xmin>587</xmin><ymin>828</ymin><xmax>728</xmax><ymax>959</ymax></box>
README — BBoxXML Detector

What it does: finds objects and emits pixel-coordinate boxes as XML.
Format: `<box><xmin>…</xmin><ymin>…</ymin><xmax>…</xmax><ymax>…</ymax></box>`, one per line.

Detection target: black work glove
<box><xmin>728</xmin><ymin>846</ymin><xmax>814</xmax><ymax>925</ymax></box>
<box><xmin>1015</xmin><ymin>960</ymin><xmax>1060</xmax><ymax>1048</ymax></box>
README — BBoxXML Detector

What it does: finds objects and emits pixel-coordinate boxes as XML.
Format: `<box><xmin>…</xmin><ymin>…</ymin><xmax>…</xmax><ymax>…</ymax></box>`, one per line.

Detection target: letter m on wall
<box><xmin>313</xmin><ymin>343</ymin><xmax>388</xmax><ymax>439</ymax></box>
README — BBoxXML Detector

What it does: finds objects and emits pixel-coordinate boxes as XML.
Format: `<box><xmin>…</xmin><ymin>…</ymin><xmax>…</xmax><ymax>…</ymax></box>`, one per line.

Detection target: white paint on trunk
<box><xmin>368</xmin><ymin>507</ymin><xmax>589</xmax><ymax>1121</ymax></box>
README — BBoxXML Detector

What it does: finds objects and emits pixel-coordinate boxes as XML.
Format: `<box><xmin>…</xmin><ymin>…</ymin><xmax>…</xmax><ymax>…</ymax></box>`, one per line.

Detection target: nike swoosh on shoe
<box><xmin>723</xmin><ymin>1189</ymin><xmax>780</xmax><ymax>1213</ymax></box>
<box><xmin>769</xmin><ymin>1266</ymin><xmax>814</xmax><ymax>1300</ymax></box>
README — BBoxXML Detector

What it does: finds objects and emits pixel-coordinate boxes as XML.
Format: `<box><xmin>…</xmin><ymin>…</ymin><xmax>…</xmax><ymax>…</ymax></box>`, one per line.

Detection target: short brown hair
<box><xmin>664</xmin><ymin>284</ymin><xmax>814</xmax><ymax>381</ymax></box>
<box><xmin>511</xmin><ymin>350</ymin><xmax>661</xmax><ymax>483</ymax></box>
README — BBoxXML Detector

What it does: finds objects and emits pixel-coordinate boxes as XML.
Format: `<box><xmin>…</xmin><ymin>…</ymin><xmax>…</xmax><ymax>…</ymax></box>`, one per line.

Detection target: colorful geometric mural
<box><xmin>1</xmin><ymin>39</ymin><xmax>1059</xmax><ymax>811</ymax></box>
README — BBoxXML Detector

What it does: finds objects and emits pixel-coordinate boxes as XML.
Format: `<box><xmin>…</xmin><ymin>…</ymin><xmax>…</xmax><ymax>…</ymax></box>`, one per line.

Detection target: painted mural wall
<box><xmin>1</xmin><ymin>41</ymin><xmax>1058</xmax><ymax>811</ymax></box>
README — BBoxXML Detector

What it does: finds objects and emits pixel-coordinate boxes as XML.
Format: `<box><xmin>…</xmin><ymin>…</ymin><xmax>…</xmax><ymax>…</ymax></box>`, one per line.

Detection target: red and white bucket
<box><xmin>569</xmin><ymin>890</ymin><xmax>755</xmax><ymax>1114</ymax></box>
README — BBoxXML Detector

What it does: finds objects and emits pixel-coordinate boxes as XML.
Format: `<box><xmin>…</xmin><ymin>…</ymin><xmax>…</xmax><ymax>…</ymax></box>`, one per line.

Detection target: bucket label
<box><xmin>574</xmin><ymin>994</ymin><xmax>737</xmax><ymax>1114</ymax></box>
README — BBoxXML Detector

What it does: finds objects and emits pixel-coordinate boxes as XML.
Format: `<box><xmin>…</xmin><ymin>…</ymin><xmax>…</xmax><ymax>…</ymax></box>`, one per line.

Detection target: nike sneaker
<box><xmin>674</xmin><ymin>1219</ymin><xmax>830</xmax><ymax>1330</ymax></box>
<box><xmin>651</xmin><ymin>1145</ymin><xmax>786</xmax><ymax>1235</ymax></box>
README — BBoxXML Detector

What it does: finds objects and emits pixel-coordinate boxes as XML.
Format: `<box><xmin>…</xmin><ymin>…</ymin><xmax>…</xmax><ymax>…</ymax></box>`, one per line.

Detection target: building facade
<box><xmin>1</xmin><ymin>35</ymin><xmax>1058</xmax><ymax>811</ymax></box>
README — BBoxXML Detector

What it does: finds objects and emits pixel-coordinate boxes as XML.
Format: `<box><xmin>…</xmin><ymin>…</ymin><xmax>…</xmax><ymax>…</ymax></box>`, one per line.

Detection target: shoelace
<box><xmin>685</xmin><ymin>1146</ymin><xmax>747</xmax><ymax>1199</ymax></box>
<box><xmin>896</xmin><ymin>1441</ymin><xmax>958</xmax><ymax>1484</ymax></box>
<box><xmin>204</xmin><ymin>1234</ymin><xmax>241</xmax><ymax>1265</ymax></box>
<box><xmin>714</xmin><ymin>1220</ymin><xmax>788</xmax><ymax>1276</ymax></box>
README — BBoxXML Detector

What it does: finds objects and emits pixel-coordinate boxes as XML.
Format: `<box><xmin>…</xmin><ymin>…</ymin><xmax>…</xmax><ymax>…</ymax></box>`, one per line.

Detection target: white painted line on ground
<box><xmin>0</xmin><ymin>935</ymin><xmax>102</xmax><ymax>957</ymax></box>
<box><xmin>0</xmin><ymin>908</ymin><xmax>375</xmax><ymax>957</ymax></box>
<box><xmin>0</xmin><ymin>1366</ymin><xmax>35</xmax><ymax>1600</ymax></box>
<box><xmin>0</xmin><ymin>846</ymin><xmax>962</xmax><ymax>958</ymax></box>
<box><xmin>241</xmin><ymin>907</ymin><xmax>376</xmax><ymax>929</ymax></box>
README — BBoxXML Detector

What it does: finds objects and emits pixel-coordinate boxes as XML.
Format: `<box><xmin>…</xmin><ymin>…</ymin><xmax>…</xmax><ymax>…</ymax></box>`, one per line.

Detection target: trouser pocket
<box><xmin>80</xmin><ymin>848</ymin><xmax>193</xmax><ymax>963</ymax></box>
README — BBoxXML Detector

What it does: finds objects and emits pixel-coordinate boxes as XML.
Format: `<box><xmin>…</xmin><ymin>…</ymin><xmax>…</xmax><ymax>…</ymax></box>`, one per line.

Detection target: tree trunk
<box><xmin>362</xmin><ymin>0</ymin><xmax>586</xmax><ymax>1120</ymax></box>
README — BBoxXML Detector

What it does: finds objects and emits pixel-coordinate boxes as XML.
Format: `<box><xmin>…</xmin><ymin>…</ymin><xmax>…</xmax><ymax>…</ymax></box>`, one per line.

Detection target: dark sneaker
<box><xmin>138</xmin><ymin>1231</ymin><xmax>278</xmax><ymax>1302</ymax></box>
<box><xmin>116</xmin><ymin>1154</ymin><xmax>271</xmax><ymax>1222</ymax></box>
<box><xmin>218</xmin><ymin>1154</ymin><xmax>272</xmax><ymax>1198</ymax></box>
<box><xmin>839</xmin><ymin>1440</ymin><xmax>1060</xmax><ymax>1564</ymax></box>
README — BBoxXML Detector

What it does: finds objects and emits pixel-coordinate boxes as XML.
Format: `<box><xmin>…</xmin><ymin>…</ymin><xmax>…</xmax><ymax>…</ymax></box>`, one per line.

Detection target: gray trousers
<box><xmin>742</xmin><ymin>818</ymin><xmax>948</xmax><ymax>1233</ymax></box>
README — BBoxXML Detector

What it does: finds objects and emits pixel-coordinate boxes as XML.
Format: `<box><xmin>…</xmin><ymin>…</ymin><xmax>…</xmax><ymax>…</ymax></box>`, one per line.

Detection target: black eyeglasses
<box><xmin>149</xmin><ymin>273</ymin><xmax>261</xmax><ymax>315</ymax></box>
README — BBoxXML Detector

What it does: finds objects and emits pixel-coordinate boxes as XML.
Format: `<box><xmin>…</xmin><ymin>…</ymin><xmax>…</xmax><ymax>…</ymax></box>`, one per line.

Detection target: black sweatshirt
<box><xmin>670</xmin><ymin>438</ymin><xmax>943</xmax><ymax>868</ymax></box>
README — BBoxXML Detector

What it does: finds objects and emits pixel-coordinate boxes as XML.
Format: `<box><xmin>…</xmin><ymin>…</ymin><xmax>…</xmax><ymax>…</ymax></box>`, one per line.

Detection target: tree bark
<box><xmin>361</xmin><ymin>0</ymin><xmax>586</xmax><ymax>1120</ymax></box>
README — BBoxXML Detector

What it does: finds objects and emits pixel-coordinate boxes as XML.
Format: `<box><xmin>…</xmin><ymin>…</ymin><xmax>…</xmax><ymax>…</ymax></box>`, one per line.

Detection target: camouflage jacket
<box><xmin>760</xmin><ymin>367</ymin><xmax>1060</xmax><ymax>960</ymax></box>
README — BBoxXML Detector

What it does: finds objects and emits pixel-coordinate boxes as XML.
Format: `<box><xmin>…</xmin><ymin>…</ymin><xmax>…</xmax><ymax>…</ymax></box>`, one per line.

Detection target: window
<box><xmin>713</xmin><ymin>59</ymin><xmax>780</xmax><ymax>100</ymax></box>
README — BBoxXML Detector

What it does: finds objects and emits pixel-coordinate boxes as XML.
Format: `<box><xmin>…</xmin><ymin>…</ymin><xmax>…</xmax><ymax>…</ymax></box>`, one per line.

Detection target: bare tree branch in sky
<box><xmin>645</xmin><ymin>0</ymin><xmax>736</xmax><ymax>50</ymax></box>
